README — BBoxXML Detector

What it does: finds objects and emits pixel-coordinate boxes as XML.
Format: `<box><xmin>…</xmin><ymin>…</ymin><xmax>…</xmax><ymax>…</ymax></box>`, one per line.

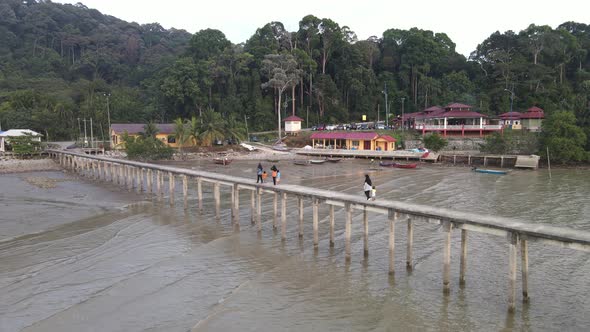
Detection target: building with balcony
<box><xmin>409</xmin><ymin>103</ymin><xmax>502</xmax><ymax>137</ymax></box>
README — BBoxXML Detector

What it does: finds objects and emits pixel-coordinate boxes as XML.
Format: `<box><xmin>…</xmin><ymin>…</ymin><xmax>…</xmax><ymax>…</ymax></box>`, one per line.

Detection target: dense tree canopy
<box><xmin>0</xmin><ymin>0</ymin><xmax>589</xmax><ymax>161</ymax></box>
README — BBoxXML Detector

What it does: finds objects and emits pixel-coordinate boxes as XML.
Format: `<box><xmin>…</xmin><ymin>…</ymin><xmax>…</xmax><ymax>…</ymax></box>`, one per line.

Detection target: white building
<box><xmin>0</xmin><ymin>129</ymin><xmax>42</xmax><ymax>152</ymax></box>
<box><xmin>283</xmin><ymin>115</ymin><xmax>303</xmax><ymax>135</ymax></box>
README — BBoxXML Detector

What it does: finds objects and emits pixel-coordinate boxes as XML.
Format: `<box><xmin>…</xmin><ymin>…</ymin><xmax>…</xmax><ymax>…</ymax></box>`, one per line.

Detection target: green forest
<box><xmin>0</xmin><ymin>0</ymin><xmax>589</xmax><ymax>160</ymax></box>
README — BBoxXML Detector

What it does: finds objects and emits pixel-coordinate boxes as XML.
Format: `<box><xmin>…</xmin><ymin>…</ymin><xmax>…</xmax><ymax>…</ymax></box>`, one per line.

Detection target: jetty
<box><xmin>47</xmin><ymin>150</ymin><xmax>590</xmax><ymax>312</ymax></box>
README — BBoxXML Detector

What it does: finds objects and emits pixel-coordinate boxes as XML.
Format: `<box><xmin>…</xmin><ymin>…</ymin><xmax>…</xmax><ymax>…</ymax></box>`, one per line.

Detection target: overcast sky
<box><xmin>54</xmin><ymin>0</ymin><xmax>588</xmax><ymax>57</ymax></box>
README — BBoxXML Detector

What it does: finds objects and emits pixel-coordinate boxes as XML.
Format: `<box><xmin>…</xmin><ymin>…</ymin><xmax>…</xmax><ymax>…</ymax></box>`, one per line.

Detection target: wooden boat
<box><xmin>272</xmin><ymin>144</ymin><xmax>290</xmax><ymax>151</ymax></box>
<box><xmin>213</xmin><ymin>157</ymin><xmax>232</xmax><ymax>165</ymax></box>
<box><xmin>473</xmin><ymin>167</ymin><xmax>507</xmax><ymax>175</ymax></box>
<box><xmin>325</xmin><ymin>158</ymin><xmax>342</xmax><ymax>163</ymax></box>
<box><xmin>379</xmin><ymin>161</ymin><xmax>418</xmax><ymax>169</ymax></box>
<box><xmin>266</xmin><ymin>159</ymin><xmax>280</xmax><ymax>163</ymax></box>
<box><xmin>309</xmin><ymin>159</ymin><xmax>326</xmax><ymax>164</ymax></box>
<box><xmin>293</xmin><ymin>160</ymin><xmax>310</xmax><ymax>166</ymax></box>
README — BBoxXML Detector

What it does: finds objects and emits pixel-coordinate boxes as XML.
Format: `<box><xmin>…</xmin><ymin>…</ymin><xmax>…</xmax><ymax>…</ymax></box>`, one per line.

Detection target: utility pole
<box><xmin>104</xmin><ymin>93</ymin><xmax>111</xmax><ymax>148</ymax></box>
<box><xmin>244</xmin><ymin>114</ymin><xmax>249</xmax><ymax>141</ymax></box>
<box><xmin>77</xmin><ymin>118</ymin><xmax>81</xmax><ymax>144</ymax></box>
<box><xmin>83</xmin><ymin>118</ymin><xmax>87</xmax><ymax>148</ymax></box>
<box><xmin>377</xmin><ymin>103</ymin><xmax>380</xmax><ymax>122</ymax></box>
<box><xmin>383</xmin><ymin>83</ymin><xmax>389</xmax><ymax>128</ymax></box>
<box><xmin>401</xmin><ymin>97</ymin><xmax>405</xmax><ymax>132</ymax></box>
<box><xmin>90</xmin><ymin>118</ymin><xmax>94</xmax><ymax>149</ymax></box>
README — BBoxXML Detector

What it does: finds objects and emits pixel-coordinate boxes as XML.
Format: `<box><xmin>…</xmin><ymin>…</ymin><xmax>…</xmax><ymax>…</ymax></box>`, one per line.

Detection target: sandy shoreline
<box><xmin>0</xmin><ymin>159</ymin><xmax>61</xmax><ymax>174</ymax></box>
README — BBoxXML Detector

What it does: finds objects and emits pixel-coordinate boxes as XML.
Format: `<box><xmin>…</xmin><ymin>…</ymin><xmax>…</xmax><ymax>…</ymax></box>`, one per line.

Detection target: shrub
<box><xmin>422</xmin><ymin>133</ymin><xmax>448</xmax><ymax>152</ymax></box>
<box><xmin>9</xmin><ymin>134</ymin><xmax>41</xmax><ymax>157</ymax></box>
<box><xmin>123</xmin><ymin>134</ymin><xmax>173</xmax><ymax>161</ymax></box>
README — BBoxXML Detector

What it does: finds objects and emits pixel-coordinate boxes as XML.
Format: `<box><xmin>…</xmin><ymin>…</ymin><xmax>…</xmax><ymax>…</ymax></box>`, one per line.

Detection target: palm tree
<box><xmin>173</xmin><ymin>118</ymin><xmax>190</xmax><ymax>159</ymax></box>
<box><xmin>142</xmin><ymin>122</ymin><xmax>159</xmax><ymax>139</ymax></box>
<box><xmin>223</xmin><ymin>114</ymin><xmax>247</xmax><ymax>143</ymax></box>
<box><xmin>199</xmin><ymin>109</ymin><xmax>225</xmax><ymax>146</ymax></box>
<box><xmin>188</xmin><ymin>116</ymin><xmax>201</xmax><ymax>147</ymax></box>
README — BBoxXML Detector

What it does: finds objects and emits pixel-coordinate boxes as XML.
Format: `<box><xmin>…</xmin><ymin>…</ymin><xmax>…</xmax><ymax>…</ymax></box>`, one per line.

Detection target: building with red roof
<box><xmin>310</xmin><ymin>132</ymin><xmax>396</xmax><ymax>151</ymax></box>
<box><xmin>411</xmin><ymin>103</ymin><xmax>501</xmax><ymax>137</ymax></box>
<box><xmin>497</xmin><ymin>106</ymin><xmax>545</xmax><ymax>131</ymax></box>
<box><xmin>283</xmin><ymin>115</ymin><xmax>304</xmax><ymax>135</ymax></box>
<box><xmin>498</xmin><ymin>112</ymin><xmax>523</xmax><ymax>129</ymax></box>
<box><xmin>520</xmin><ymin>106</ymin><xmax>545</xmax><ymax>131</ymax></box>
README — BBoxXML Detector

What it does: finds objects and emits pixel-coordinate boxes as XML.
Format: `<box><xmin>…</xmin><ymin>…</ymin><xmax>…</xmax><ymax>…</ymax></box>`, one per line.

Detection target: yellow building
<box><xmin>110</xmin><ymin>123</ymin><xmax>194</xmax><ymax>149</ymax></box>
<box><xmin>310</xmin><ymin>132</ymin><xmax>396</xmax><ymax>151</ymax></box>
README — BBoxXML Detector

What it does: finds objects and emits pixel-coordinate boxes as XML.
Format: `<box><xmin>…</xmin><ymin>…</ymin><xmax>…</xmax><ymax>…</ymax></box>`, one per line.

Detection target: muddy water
<box><xmin>0</xmin><ymin>161</ymin><xmax>589</xmax><ymax>331</ymax></box>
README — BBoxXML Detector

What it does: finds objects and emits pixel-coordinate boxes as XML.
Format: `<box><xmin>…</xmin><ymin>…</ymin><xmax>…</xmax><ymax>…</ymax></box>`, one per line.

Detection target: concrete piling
<box><xmin>460</xmin><ymin>229</ymin><xmax>468</xmax><ymax>285</ymax></box>
<box><xmin>406</xmin><ymin>218</ymin><xmax>413</xmax><ymax>270</ymax></box>
<box><xmin>521</xmin><ymin>239</ymin><xmax>529</xmax><ymax>302</ymax></box>
<box><xmin>443</xmin><ymin>220</ymin><xmax>452</xmax><ymax>295</ymax></box>
<box><xmin>232</xmin><ymin>184</ymin><xmax>239</xmax><ymax>225</ymax></box>
<box><xmin>273</xmin><ymin>193</ymin><xmax>278</xmax><ymax>230</ymax></box>
<box><xmin>389</xmin><ymin>210</ymin><xmax>397</xmax><ymax>275</ymax></box>
<box><xmin>250</xmin><ymin>190</ymin><xmax>255</xmax><ymax>225</ymax></box>
<box><xmin>182</xmin><ymin>175</ymin><xmax>188</xmax><ymax>209</ymax></box>
<box><xmin>345</xmin><ymin>203</ymin><xmax>352</xmax><ymax>262</ymax></box>
<box><xmin>508</xmin><ymin>232</ymin><xmax>518</xmax><ymax>312</ymax></box>
<box><xmin>329</xmin><ymin>205</ymin><xmax>335</xmax><ymax>247</ymax></box>
<box><xmin>313</xmin><ymin>198</ymin><xmax>319</xmax><ymax>248</ymax></box>
<box><xmin>298</xmin><ymin>197</ymin><xmax>304</xmax><ymax>239</ymax></box>
<box><xmin>197</xmin><ymin>177</ymin><xmax>202</xmax><ymax>210</ymax></box>
<box><xmin>363</xmin><ymin>208</ymin><xmax>369</xmax><ymax>257</ymax></box>
<box><xmin>214</xmin><ymin>182</ymin><xmax>220</xmax><ymax>218</ymax></box>
<box><xmin>168</xmin><ymin>172</ymin><xmax>175</xmax><ymax>206</ymax></box>
<box><xmin>256</xmin><ymin>188</ymin><xmax>262</xmax><ymax>231</ymax></box>
<box><xmin>281</xmin><ymin>192</ymin><xmax>287</xmax><ymax>241</ymax></box>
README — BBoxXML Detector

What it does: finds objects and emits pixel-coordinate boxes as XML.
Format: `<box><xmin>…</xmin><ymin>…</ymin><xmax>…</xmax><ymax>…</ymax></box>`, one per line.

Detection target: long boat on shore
<box><xmin>473</xmin><ymin>167</ymin><xmax>507</xmax><ymax>175</ymax></box>
<box><xmin>379</xmin><ymin>161</ymin><xmax>418</xmax><ymax>169</ymax></box>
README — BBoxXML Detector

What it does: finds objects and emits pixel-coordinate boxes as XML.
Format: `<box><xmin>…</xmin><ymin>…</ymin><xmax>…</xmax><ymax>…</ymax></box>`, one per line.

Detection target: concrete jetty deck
<box><xmin>48</xmin><ymin>150</ymin><xmax>590</xmax><ymax>312</ymax></box>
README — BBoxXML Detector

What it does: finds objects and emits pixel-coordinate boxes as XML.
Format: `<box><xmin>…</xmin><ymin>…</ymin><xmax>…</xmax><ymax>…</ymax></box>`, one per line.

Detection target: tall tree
<box><xmin>261</xmin><ymin>53</ymin><xmax>302</xmax><ymax>140</ymax></box>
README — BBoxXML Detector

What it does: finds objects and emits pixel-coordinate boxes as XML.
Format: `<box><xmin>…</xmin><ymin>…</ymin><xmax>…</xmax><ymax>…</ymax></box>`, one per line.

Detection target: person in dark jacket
<box><xmin>256</xmin><ymin>163</ymin><xmax>263</xmax><ymax>183</ymax></box>
<box><xmin>363</xmin><ymin>174</ymin><xmax>373</xmax><ymax>200</ymax></box>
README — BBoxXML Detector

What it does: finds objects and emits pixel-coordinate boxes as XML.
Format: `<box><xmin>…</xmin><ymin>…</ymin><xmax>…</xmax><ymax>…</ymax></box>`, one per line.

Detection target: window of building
<box><xmin>352</xmin><ymin>140</ymin><xmax>359</xmax><ymax>147</ymax></box>
<box><xmin>167</xmin><ymin>135</ymin><xmax>176</xmax><ymax>143</ymax></box>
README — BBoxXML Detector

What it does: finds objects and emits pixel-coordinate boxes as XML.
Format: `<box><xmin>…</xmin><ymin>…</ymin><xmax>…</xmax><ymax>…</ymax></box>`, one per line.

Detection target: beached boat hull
<box><xmin>379</xmin><ymin>161</ymin><xmax>418</xmax><ymax>169</ymax></box>
<box><xmin>473</xmin><ymin>168</ymin><xmax>507</xmax><ymax>175</ymax></box>
<box><xmin>293</xmin><ymin>160</ymin><xmax>310</xmax><ymax>166</ymax></box>
<box><xmin>325</xmin><ymin>158</ymin><xmax>342</xmax><ymax>163</ymax></box>
<box><xmin>309</xmin><ymin>160</ymin><xmax>326</xmax><ymax>164</ymax></box>
<box><xmin>213</xmin><ymin>158</ymin><xmax>232</xmax><ymax>165</ymax></box>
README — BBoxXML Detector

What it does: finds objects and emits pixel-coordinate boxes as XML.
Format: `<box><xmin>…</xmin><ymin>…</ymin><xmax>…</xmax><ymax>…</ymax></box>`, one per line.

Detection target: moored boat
<box><xmin>266</xmin><ymin>159</ymin><xmax>279</xmax><ymax>163</ymax></box>
<box><xmin>379</xmin><ymin>161</ymin><xmax>418</xmax><ymax>169</ymax></box>
<box><xmin>472</xmin><ymin>167</ymin><xmax>507</xmax><ymax>175</ymax></box>
<box><xmin>293</xmin><ymin>160</ymin><xmax>310</xmax><ymax>166</ymax></box>
<box><xmin>309</xmin><ymin>159</ymin><xmax>326</xmax><ymax>164</ymax></box>
<box><xmin>213</xmin><ymin>158</ymin><xmax>232</xmax><ymax>165</ymax></box>
<box><xmin>325</xmin><ymin>158</ymin><xmax>342</xmax><ymax>163</ymax></box>
<box><xmin>272</xmin><ymin>144</ymin><xmax>290</xmax><ymax>151</ymax></box>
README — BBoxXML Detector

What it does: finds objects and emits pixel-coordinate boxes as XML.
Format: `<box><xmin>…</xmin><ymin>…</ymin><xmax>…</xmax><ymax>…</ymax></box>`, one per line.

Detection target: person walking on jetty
<box><xmin>271</xmin><ymin>168</ymin><xmax>278</xmax><ymax>185</ymax></box>
<box><xmin>262</xmin><ymin>171</ymin><xmax>268</xmax><ymax>183</ymax></box>
<box><xmin>276</xmin><ymin>169</ymin><xmax>281</xmax><ymax>184</ymax></box>
<box><xmin>256</xmin><ymin>163</ymin><xmax>263</xmax><ymax>183</ymax></box>
<box><xmin>363</xmin><ymin>174</ymin><xmax>373</xmax><ymax>200</ymax></box>
<box><xmin>371</xmin><ymin>185</ymin><xmax>376</xmax><ymax>201</ymax></box>
<box><xmin>270</xmin><ymin>165</ymin><xmax>279</xmax><ymax>186</ymax></box>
